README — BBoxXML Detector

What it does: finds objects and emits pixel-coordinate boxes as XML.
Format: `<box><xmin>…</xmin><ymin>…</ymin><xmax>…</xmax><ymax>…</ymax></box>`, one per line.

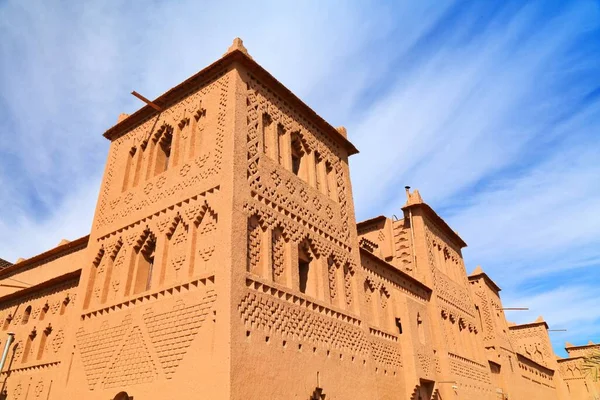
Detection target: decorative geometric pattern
<box><xmin>76</xmin><ymin>315</ymin><xmax>133</xmax><ymax>389</ymax></box>
<box><xmin>448</xmin><ymin>353</ymin><xmax>491</xmax><ymax>384</ymax></box>
<box><xmin>143</xmin><ymin>291</ymin><xmax>217</xmax><ymax>379</ymax></box>
<box><xmin>238</xmin><ymin>290</ymin><xmax>368</xmax><ymax>355</ymax></box>
<box><xmin>51</xmin><ymin>330</ymin><xmax>64</xmax><ymax>353</ymax></box>
<box><xmin>272</xmin><ymin>230</ymin><xmax>286</xmax><ymax>282</ymax></box>
<box><xmin>370</xmin><ymin>338</ymin><xmax>402</xmax><ymax>368</ymax></box>
<box><xmin>103</xmin><ymin>326</ymin><xmax>157</xmax><ymax>388</ymax></box>
<box><xmin>96</xmin><ymin>72</ymin><xmax>229</xmax><ymax>232</ymax></box>
<box><xmin>247</xmin><ymin>216</ymin><xmax>263</xmax><ymax>273</ymax></box>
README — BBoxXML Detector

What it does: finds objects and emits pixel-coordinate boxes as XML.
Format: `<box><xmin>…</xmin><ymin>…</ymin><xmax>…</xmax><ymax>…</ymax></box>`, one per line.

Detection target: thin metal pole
<box><xmin>0</xmin><ymin>333</ymin><xmax>15</xmax><ymax>373</ymax></box>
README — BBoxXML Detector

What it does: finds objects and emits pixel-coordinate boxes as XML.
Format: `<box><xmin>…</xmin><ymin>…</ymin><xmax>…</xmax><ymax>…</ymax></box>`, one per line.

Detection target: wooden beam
<box><xmin>131</xmin><ymin>91</ymin><xmax>162</xmax><ymax>111</ymax></box>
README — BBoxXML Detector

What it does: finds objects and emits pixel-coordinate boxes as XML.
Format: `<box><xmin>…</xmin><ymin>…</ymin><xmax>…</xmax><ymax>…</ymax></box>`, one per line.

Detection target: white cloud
<box><xmin>0</xmin><ymin>0</ymin><xmax>447</xmax><ymax>260</ymax></box>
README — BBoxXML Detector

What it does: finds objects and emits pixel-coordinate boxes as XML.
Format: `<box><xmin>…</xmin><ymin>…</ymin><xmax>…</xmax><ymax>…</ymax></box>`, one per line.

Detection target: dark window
<box><xmin>395</xmin><ymin>318</ymin><xmax>403</xmax><ymax>334</ymax></box>
<box><xmin>292</xmin><ymin>152</ymin><xmax>301</xmax><ymax>175</ymax></box>
<box><xmin>291</xmin><ymin>134</ymin><xmax>304</xmax><ymax>178</ymax></box>
<box><xmin>22</xmin><ymin>306</ymin><xmax>32</xmax><ymax>325</ymax></box>
<box><xmin>144</xmin><ymin>250</ymin><xmax>155</xmax><ymax>290</ymax></box>
<box><xmin>133</xmin><ymin>233</ymin><xmax>156</xmax><ymax>294</ymax></box>
<box><xmin>39</xmin><ymin>302</ymin><xmax>49</xmax><ymax>321</ymax></box>
<box><xmin>162</xmin><ymin>141</ymin><xmax>171</xmax><ymax>171</ymax></box>
<box><xmin>154</xmin><ymin>127</ymin><xmax>173</xmax><ymax>175</ymax></box>
<box><xmin>299</xmin><ymin>260</ymin><xmax>310</xmax><ymax>293</ymax></box>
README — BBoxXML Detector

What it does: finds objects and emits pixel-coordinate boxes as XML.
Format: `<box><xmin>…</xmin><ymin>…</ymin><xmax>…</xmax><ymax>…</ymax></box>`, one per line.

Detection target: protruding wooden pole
<box><xmin>131</xmin><ymin>91</ymin><xmax>162</xmax><ymax>111</ymax></box>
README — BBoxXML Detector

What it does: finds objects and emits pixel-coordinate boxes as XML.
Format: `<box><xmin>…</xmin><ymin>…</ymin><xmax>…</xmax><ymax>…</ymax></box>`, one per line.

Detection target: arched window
<box><xmin>262</xmin><ymin>113</ymin><xmax>274</xmax><ymax>158</ymax></box>
<box><xmin>22</xmin><ymin>329</ymin><xmax>35</xmax><ymax>363</ymax></box>
<box><xmin>290</xmin><ymin>133</ymin><xmax>307</xmax><ymax>180</ymax></box>
<box><xmin>39</xmin><ymin>302</ymin><xmax>49</xmax><ymax>321</ymax></box>
<box><xmin>277</xmin><ymin>123</ymin><xmax>286</xmax><ymax>166</ymax></box>
<box><xmin>22</xmin><ymin>306</ymin><xmax>32</xmax><ymax>325</ymax></box>
<box><xmin>122</xmin><ymin>146</ymin><xmax>137</xmax><ymax>192</ymax></box>
<box><xmin>113</xmin><ymin>392</ymin><xmax>131</xmax><ymax>400</ymax></box>
<box><xmin>154</xmin><ymin>126</ymin><xmax>173</xmax><ymax>176</ymax></box>
<box><xmin>190</xmin><ymin>101</ymin><xmax>206</xmax><ymax>159</ymax></box>
<box><xmin>60</xmin><ymin>296</ymin><xmax>70</xmax><ymax>315</ymax></box>
<box><xmin>297</xmin><ymin>241</ymin><xmax>319</xmax><ymax>298</ymax></box>
<box><xmin>132</xmin><ymin>231</ymin><xmax>157</xmax><ymax>294</ymax></box>
<box><xmin>325</xmin><ymin>161</ymin><xmax>337</xmax><ymax>201</ymax></box>
<box><xmin>37</xmin><ymin>325</ymin><xmax>51</xmax><ymax>361</ymax></box>
<box><xmin>298</xmin><ymin>245</ymin><xmax>311</xmax><ymax>294</ymax></box>
<box><xmin>2</xmin><ymin>314</ymin><xmax>12</xmax><ymax>330</ymax></box>
<box><xmin>314</xmin><ymin>152</ymin><xmax>323</xmax><ymax>192</ymax></box>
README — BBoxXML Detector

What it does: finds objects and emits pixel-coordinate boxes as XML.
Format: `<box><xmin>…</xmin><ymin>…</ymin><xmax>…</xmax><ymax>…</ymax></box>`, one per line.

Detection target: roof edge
<box><xmin>356</xmin><ymin>215</ymin><xmax>388</xmax><ymax>231</ymax></box>
<box><xmin>103</xmin><ymin>48</ymin><xmax>358</xmax><ymax>156</ymax></box>
<box><xmin>515</xmin><ymin>352</ymin><xmax>555</xmax><ymax>375</ymax></box>
<box><xmin>0</xmin><ymin>270</ymin><xmax>81</xmax><ymax>304</ymax></box>
<box><xmin>468</xmin><ymin>271</ymin><xmax>501</xmax><ymax>292</ymax></box>
<box><xmin>402</xmin><ymin>202</ymin><xmax>467</xmax><ymax>248</ymax></box>
<box><xmin>359</xmin><ymin>248</ymin><xmax>432</xmax><ymax>296</ymax></box>
<box><xmin>0</xmin><ymin>235</ymin><xmax>89</xmax><ymax>279</ymax></box>
<box><xmin>509</xmin><ymin>320</ymin><xmax>549</xmax><ymax>330</ymax></box>
<box><xmin>565</xmin><ymin>343</ymin><xmax>600</xmax><ymax>351</ymax></box>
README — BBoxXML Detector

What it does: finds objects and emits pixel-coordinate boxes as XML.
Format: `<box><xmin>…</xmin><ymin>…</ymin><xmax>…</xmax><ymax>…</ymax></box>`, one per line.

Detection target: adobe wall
<box><xmin>468</xmin><ymin>273</ymin><xmax>519</xmax><ymax>399</ymax></box>
<box><xmin>0</xmin><ymin>243</ymin><xmax>87</xmax><ymax>297</ymax></box>
<box><xmin>0</xmin><ymin>271</ymin><xmax>80</xmax><ymax>399</ymax></box>
<box><xmin>409</xmin><ymin>207</ymin><xmax>496</xmax><ymax>400</ymax></box>
<box><xmin>515</xmin><ymin>353</ymin><xmax>560</xmax><ymax>399</ymax></box>
<box><xmin>356</xmin><ymin>217</ymin><xmax>416</xmax><ymax>278</ymax></box>
<box><xmin>360</xmin><ymin>250</ymin><xmax>433</xmax><ymax>399</ymax></box>
<box><xmin>560</xmin><ymin>345</ymin><xmax>600</xmax><ymax>400</ymax></box>
<box><xmin>228</xmin><ymin>61</ymin><xmax>406</xmax><ymax>399</ymax></box>
<box><xmin>0</xmin><ymin>39</ymin><xmax>596</xmax><ymax>400</ymax></box>
<box><xmin>56</xmin><ymin>62</ymin><xmax>239</xmax><ymax>400</ymax></box>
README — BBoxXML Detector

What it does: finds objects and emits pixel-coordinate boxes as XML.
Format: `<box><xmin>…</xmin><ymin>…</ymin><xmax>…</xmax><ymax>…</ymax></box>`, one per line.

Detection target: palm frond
<box><xmin>582</xmin><ymin>349</ymin><xmax>600</xmax><ymax>382</ymax></box>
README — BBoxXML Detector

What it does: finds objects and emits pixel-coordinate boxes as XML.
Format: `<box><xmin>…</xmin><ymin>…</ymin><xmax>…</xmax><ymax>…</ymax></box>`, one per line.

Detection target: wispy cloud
<box><xmin>1</xmin><ymin>1</ymin><xmax>599</xmax><ymax>354</ymax></box>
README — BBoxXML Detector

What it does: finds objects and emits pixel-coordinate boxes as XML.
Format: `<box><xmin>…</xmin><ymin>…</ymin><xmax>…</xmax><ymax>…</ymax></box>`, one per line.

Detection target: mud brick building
<box><xmin>0</xmin><ymin>39</ymin><xmax>597</xmax><ymax>400</ymax></box>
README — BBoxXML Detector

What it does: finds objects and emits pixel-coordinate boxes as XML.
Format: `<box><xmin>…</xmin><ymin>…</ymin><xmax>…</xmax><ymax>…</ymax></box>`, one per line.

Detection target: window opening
<box><xmin>133</xmin><ymin>233</ymin><xmax>156</xmax><ymax>294</ymax></box>
<box><xmin>22</xmin><ymin>329</ymin><xmax>36</xmax><ymax>363</ymax></box>
<box><xmin>395</xmin><ymin>318</ymin><xmax>403</xmax><ymax>334</ymax></box>
<box><xmin>299</xmin><ymin>260</ymin><xmax>310</xmax><ymax>293</ymax></box>
<box><xmin>22</xmin><ymin>306</ymin><xmax>32</xmax><ymax>325</ymax></box>
<box><xmin>326</xmin><ymin>161</ymin><xmax>336</xmax><ymax>201</ymax></box>
<box><xmin>262</xmin><ymin>113</ymin><xmax>273</xmax><ymax>157</ymax></box>
<box><xmin>291</xmin><ymin>133</ymin><xmax>305</xmax><ymax>178</ymax></box>
<box><xmin>298</xmin><ymin>242</ymin><xmax>313</xmax><ymax>295</ymax></box>
<box><xmin>314</xmin><ymin>152</ymin><xmax>322</xmax><ymax>191</ymax></box>
<box><xmin>417</xmin><ymin>313</ymin><xmax>425</xmax><ymax>345</ymax></box>
<box><xmin>154</xmin><ymin>127</ymin><xmax>173</xmax><ymax>176</ymax></box>
<box><xmin>277</xmin><ymin>124</ymin><xmax>286</xmax><ymax>165</ymax></box>
<box><xmin>39</xmin><ymin>302</ymin><xmax>49</xmax><ymax>321</ymax></box>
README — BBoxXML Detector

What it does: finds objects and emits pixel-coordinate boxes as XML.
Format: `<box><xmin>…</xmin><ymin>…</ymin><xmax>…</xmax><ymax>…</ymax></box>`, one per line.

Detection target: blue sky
<box><xmin>1</xmin><ymin>1</ymin><xmax>599</xmax><ymax>356</ymax></box>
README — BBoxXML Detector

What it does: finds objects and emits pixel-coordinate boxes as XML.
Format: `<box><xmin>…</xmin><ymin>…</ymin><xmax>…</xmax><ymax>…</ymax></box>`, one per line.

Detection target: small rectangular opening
<box><xmin>395</xmin><ymin>317</ymin><xmax>403</xmax><ymax>334</ymax></box>
<box><xmin>299</xmin><ymin>260</ymin><xmax>309</xmax><ymax>293</ymax></box>
<box><xmin>292</xmin><ymin>153</ymin><xmax>301</xmax><ymax>176</ymax></box>
<box><xmin>145</xmin><ymin>253</ymin><xmax>155</xmax><ymax>290</ymax></box>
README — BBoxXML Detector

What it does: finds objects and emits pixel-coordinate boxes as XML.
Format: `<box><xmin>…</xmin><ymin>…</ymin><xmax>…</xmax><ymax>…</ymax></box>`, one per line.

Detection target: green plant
<box><xmin>582</xmin><ymin>349</ymin><xmax>600</xmax><ymax>382</ymax></box>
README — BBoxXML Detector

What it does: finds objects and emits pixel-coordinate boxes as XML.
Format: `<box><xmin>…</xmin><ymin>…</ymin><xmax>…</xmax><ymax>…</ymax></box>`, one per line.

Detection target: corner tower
<box><xmin>227</xmin><ymin>40</ymin><xmax>387</xmax><ymax>399</ymax></box>
<box><xmin>64</xmin><ymin>39</ymin><xmax>364</xmax><ymax>400</ymax></box>
<box><xmin>65</xmin><ymin>41</ymin><xmax>239</xmax><ymax>400</ymax></box>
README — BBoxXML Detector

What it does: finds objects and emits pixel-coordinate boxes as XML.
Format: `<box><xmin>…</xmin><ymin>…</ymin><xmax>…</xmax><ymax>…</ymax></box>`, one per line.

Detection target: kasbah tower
<box><xmin>0</xmin><ymin>39</ymin><xmax>598</xmax><ymax>400</ymax></box>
